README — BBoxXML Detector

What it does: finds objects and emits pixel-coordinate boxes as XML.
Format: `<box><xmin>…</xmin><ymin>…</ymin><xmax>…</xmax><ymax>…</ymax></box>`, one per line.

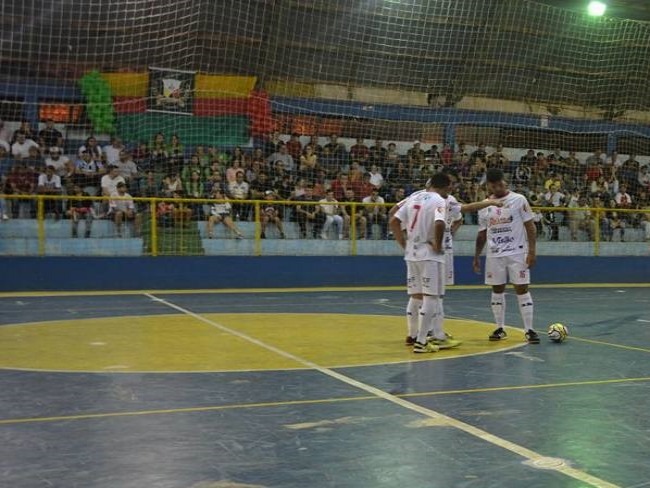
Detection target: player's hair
<box><xmin>486</xmin><ymin>168</ymin><xmax>505</xmax><ymax>183</ymax></box>
<box><xmin>426</xmin><ymin>172</ymin><xmax>451</xmax><ymax>189</ymax></box>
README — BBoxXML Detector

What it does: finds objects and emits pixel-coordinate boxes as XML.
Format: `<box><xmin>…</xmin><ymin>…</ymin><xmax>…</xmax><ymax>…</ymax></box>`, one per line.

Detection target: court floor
<box><xmin>0</xmin><ymin>285</ymin><xmax>649</xmax><ymax>488</ymax></box>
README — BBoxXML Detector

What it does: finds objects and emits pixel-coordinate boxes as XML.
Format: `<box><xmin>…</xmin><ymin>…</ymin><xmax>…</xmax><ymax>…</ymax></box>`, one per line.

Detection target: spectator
<box><xmin>207</xmin><ymin>188</ymin><xmax>244</xmax><ymax>239</ymax></box>
<box><xmin>368</xmin><ymin>164</ymin><xmax>384</xmax><ymax>189</ymax></box>
<box><xmin>385</xmin><ymin>142</ymin><xmax>400</xmax><ymax>169</ymax></box>
<box><xmin>150</xmin><ymin>132</ymin><xmax>169</xmax><ymax>173</ymax></box>
<box><xmin>167</xmin><ymin>134</ymin><xmax>184</xmax><ymax>160</ymax></box>
<box><xmin>132</xmin><ymin>142</ymin><xmax>152</xmax><ymax>172</ymax></box>
<box><xmin>75</xmin><ymin>150</ymin><xmax>105</xmax><ymax>195</ymax></box>
<box><xmin>78</xmin><ymin>136</ymin><xmax>104</xmax><ymax>163</ymax></box>
<box><xmin>160</xmin><ymin>173</ymin><xmax>183</xmax><ymax>198</ymax></box>
<box><xmin>615</xmin><ymin>184</ymin><xmax>633</xmax><ymax>209</ymax></box>
<box><xmin>249</xmin><ymin>172</ymin><xmax>273</xmax><ymax>199</ymax></box>
<box><xmin>12</xmin><ymin>120</ymin><xmax>36</xmax><ymax>143</ymax></box>
<box><xmin>285</xmin><ymin>133</ymin><xmax>303</xmax><ymax>161</ymax></box>
<box><xmin>543</xmin><ymin>185</ymin><xmax>566</xmax><ymax>241</ymax></box>
<box><xmin>181</xmin><ymin>155</ymin><xmax>203</xmax><ymax>183</ymax></box>
<box><xmin>357</xmin><ymin>172</ymin><xmax>375</xmax><ymax>199</ymax></box>
<box><xmin>185</xmin><ymin>170</ymin><xmax>205</xmax><ymax>201</ymax></box>
<box><xmin>319</xmin><ymin>189</ymin><xmax>344</xmax><ymax>240</ymax></box>
<box><xmin>226</xmin><ymin>159</ymin><xmax>244</xmax><ymax>184</ymax></box>
<box><xmin>330</xmin><ymin>172</ymin><xmax>350</xmax><ymax>201</ymax></box>
<box><xmin>0</xmin><ymin>137</ymin><xmax>9</xmax><ymax>156</ymax></box>
<box><xmin>140</xmin><ymin>171</ymin><xmax>159</xmax><ymax>198</ymax></box>
<box><xmin>441</xmin><ymin>144</ymin><xmax>454</xmax><ymax>166</ymax></box>
<box><xmin>11</xmin><ymin>132</ymin><xmax>39</xmax><ymax>160</ymax></box>
<box><xmin>108</xmin><ymin>181</ymin><xmax>140</xmax><ymax>237</ymax></box>
<box><xmin>260</xmin><ymin>190</ymin><xmax>285</xmax><ymax>239</ymax></box>
<box><xmin>38</xmin><ymin>119</ymin><xmax>63</xmax><ymax>149</ymax></box>
<box><xmin>425</xmin><ymin>144</ymin><xmax>441</xmax><ymax>166</ymax></box>
<box><xmin>368</xmin><ymin>138</ymin><xmax>387</xmax><ymax>166</ymax></box>
<box><xmin>103</xmin><ymin>137</ymin><xmax>124</xmax><ymax>166</ymax></box>
<box><xmin>567</xmin><ymin>193</ymin><xmax>592</xmax><ymax>241</ymax></box>
<box><xmin>407</xmin><ymin>141</ymin><xmax>425</xmax><ymax>169</ymax></box>
<box><xmin>67</xmin><ymin>185</ymin><xmax>94</xmax><ymax>238</ymax></box>
<box><xmin>639</xmin><ymin>165</ymin><xmax>650</xmax><ymax>191</ymax></box>
<box><xmin>488</xmin><ymin>144</ymin><xmax>509</xmax><ymax>169</ymax></box>
<box><xmin>158</xmin><ymin>190</ymin><xmax>192</xmax><ymax>228</ymax></box>
<box><xmin>306</xmin><ymin>135</ymin><xmax>323</xmax><ymax>156</ymax></box>
<box><xmin>45</xmin><ymin>147</ymin><xmax>70</xmax><ymax>178</ymax></box>
<box><xmin>266</xmin><ymin>143</ymin><xmax>295</xmax><ymax>173</ymax></box>
<box><xmin>520</xmin><ymin>149</ymin><xmax>537</xmax><ymax>166</ymax></box>
<box><xmin>341</xmin><ymin>188</ymin><xmax>367</xmax><ymax>239</ymax></box>
<box><xmin>295</xmin><ymin>184</ymin><xmax>324</xmax><ymax>238</ymax></box>
<box><xmin>350</xmin><ymin>138</ymin><xmax>369</xmax><ymax>164</ymax></box>
<box><xmin>205</xmin><ymin>168</ymin><xmax>225</xmax><ymax>196</ymax></box>
<box><xmin>116</xmin><ymin>150</ymin><xmax>139</xmax><ymax>189</ymax></box>
<box><xmin>362</xmin><ymin>187</ymin><xmax>388</xmax><ymax>239</ymax></box>
<box><xmin>37</xmin><ymin>165</ymin><xmax>63</xmax><ymax>219</ymax></box>
<box><xmin>23</xmin><ymin>146</ymin><xmax>45</xmax><ymax>175</ymax></box>
<box><xmin>263</xmin><ymin>131</ymin><xmax>282</xmax><ymax>157</ymax></box>
<box><xmin>299</xmin><ymin>145</ymin><xmax>318</xmax><ymax>176</ymax></box>
<box><xmin>227</xmin><ymin>171</ymin><xmax>250</xmax><ymax>220</ymax></box>
<box><xmin>586</xmin><ymin>149</ymin><xmax>605</xmax><ymax>166</ymax></box>
<box><xmin>471</xmin><ymin>142</ymin><xmax>488</xmax><ymax>161</ymax></box>
<box><xmin>101</xmin><ymin>165</ymin><xmax>126</xmax><ymax>197</ymax></box>
<box><xmin>6</xmin><ymin>164</ymin><xmax>35</xmax><ymax>218</ymax></box>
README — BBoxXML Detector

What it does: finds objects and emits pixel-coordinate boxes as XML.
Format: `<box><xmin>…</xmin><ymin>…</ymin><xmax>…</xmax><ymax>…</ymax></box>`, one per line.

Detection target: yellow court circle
<box><xmin>0</xmin><ymin>313</ymin><xmax>524</xmax><ymax>373</ymax></box>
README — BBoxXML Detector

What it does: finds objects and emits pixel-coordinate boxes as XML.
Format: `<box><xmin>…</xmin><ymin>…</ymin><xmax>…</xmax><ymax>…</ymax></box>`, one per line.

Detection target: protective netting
<box><xmin>0</xmin><ymin>0</ymin><xmax>649</xmax><ymax>256</ymax></box>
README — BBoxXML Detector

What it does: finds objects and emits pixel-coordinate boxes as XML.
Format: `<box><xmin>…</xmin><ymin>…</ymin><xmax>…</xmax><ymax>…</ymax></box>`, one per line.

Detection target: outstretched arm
<box><xmin>460</xmin><ymin>199</ymin><xmax>503</xmax><ymax>213</ymax></box>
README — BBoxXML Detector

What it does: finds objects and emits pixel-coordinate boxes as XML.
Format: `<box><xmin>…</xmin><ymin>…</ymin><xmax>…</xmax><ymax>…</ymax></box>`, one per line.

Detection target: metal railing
<box><xmin>0</xmin><ymin>194</ymin><xmax>648</xmax><ymax>257</ymax></box>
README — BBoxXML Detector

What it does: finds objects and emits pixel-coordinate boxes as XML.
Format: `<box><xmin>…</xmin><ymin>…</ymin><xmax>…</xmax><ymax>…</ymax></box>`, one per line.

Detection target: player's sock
<box><xmin>416</xmin><ymin>295</ymin><xmax>438</xmax><ymax>344</ymax></box>
<box><xmin>491</xmin><ymin>292</ymin><xmax>506</xmax><ymax>329</ymax></box>
<box><xmin>517</xmin><ymin>292</ymin><xmax>534</xmax><ymax>331</ymax></box>
<box><xmin>406</xmin><ymin>297</ymin><xmax>422</xmax><ymax>338</ymax></box>
<box><xmin>430</xmin><ymin>297</ymin><xmax>445</xmax><ymax>340</ymax></box>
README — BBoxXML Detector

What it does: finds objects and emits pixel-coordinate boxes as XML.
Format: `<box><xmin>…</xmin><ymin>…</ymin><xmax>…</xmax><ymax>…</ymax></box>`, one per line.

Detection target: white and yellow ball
<box><xmin>547</xmin><ymin>323</ymin><xmax>569</xmax><ymax>343</ymax></box>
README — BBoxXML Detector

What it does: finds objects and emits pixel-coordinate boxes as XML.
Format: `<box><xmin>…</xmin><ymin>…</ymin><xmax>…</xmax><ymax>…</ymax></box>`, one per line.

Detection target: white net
<box><xmin>0</xmin><ymin>0</ymin><xmax>649</xmax><ymax>256</ymax></box>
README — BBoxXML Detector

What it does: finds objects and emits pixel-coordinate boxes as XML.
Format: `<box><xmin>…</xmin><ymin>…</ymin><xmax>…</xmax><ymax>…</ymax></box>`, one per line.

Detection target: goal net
<box><xmin>0</xmin><ymin>0</ymin><xmax>649</xmax><ymax>256</ymax></box>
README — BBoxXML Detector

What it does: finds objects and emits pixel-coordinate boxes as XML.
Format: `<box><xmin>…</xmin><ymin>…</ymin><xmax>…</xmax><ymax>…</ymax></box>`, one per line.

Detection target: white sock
<box><xmin>406</xmin><ymin>297</ymin><xmax>422</xmax><ymax>338</ymax></box>
<box><xmin>491</xmin><ymin>292</ymin><xmax>506</xmax><ymax>329</ymax></box>
<box><xmin>416</xmin><ymin>296</ymin><xmax>438</xmax><ymax>344</ymax></box>
<box><xmin>431</xmin><ymin>297</ymin><xmax>445</xmax><ymax>340</ymax></box>
<box><xmin>517</xmin><ymin>292</ymin><xmax>534</xmax><ymax>331</ymax></box>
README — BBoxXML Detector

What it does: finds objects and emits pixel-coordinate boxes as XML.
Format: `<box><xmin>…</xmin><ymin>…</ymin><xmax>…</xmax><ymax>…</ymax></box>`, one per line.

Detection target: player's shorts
<box><xmin>485</xmin><ymin>254</ymin><xmax>530</xmax><ymax>286</ymax></box>
<box><xmin>406</xmin><ymin>260</ymin><xmax>445</xmax><ymax>296</ymax></box>
<box><xmin>445</xmin><ymin>251</ymin><xmax>454</xmax><ymax>286</ymax></box>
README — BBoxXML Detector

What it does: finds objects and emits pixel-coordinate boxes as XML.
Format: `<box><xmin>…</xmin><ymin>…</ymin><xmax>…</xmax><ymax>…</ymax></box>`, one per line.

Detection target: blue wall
<box><xmin>0</xmin><ymin>256</ymin><xmax>647</xmax><ymax>291</ymax></box>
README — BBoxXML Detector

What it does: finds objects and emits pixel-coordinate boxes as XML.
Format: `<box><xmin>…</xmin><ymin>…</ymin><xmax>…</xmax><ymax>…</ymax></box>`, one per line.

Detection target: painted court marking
<box><xmin>144</xmin><ymin>293</ymin><xmax>620</xmax><ymax>488</ymax></box>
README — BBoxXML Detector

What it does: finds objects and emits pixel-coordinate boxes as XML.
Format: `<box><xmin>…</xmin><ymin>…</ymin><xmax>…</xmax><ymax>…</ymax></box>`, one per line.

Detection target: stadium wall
<box><xmin>0</xmin><ymin>256</ymin><xmax>647</xmax><ymax>292</ymax></box>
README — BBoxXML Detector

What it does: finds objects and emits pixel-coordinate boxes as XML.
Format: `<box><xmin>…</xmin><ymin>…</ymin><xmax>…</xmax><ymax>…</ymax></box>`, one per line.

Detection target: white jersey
<box><xmin>211</xmin><ymin>201</ymin><xmax>232</xmax><ymax>216</ymax></box>
<box><xmin>444</xmin><ymin>195</ymin><xmax>463</xmax><ymax>253</ymax></box>
<box><xmin>478</xmin><ymin>191</ymin><xmax>534</xmax><ymax>257</ymax></box>
<box><xmin>395</xmin><ymin>190</ymin><xmax>447</xmax><ymax>263</ymax></box>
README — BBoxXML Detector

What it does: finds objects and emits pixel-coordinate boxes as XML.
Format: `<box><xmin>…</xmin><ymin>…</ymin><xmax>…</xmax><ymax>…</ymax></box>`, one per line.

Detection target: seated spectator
<box><xmin>5</xmin><ymin>164</ymin><xmax>35</xmax><ymax>218</ymax></box>
<box><xmin>567</xmin><ymin>193</ymin><xmax>592</xmax><ymax>241</ymax></box>
<box><xmin>227</xmin><ymin>171</ymin><xmax>250</xmax><ymax>220</ymax></box>
<box><xmin>340</xmin><ymin>188</ymin><xmax>367</xmax><ymax>239</ymax></box>
<box><xmin>266</xmin><ymin>143</ymin><xmax>295</xmax><ymax>173</ymax></box>
<box><xmin>75</xmin><ymin>150</ymin><xmax>105</xmax><ymax>195</ymax></box>
<box><xmin>38</xmin><ymin>119</ymin><xmax>63</xmax><ymax>149</ymax></box>
<box><xmin>295</xmin><ymin>184</ymin><xmax>324</xmax><ymax>238</ymax></box>
<box><xmin>330</xmin><ymin>172</ymin><xmax>351</xmax><ymax>200</ymax></box>
<box><xmin>362</xmin><ymin>187</ymin><xmax>388</xmax><ymax>239</ymax></box>
<box><xmin>132</xmin><ymin>142</ymin><xmax>152</xmax><ymax>173</ymax></box>
<box><xmin>300</xmin><ymin>145</ymin><xmax>318</xmax><ymax>175</ymax></box>
<box><xmin>249</xmin><ymin>172</ymin><xmax>273</xmax><ymax>199</ymax></box>
<box><xmin>23</xmin><ymin>146</ymin><xmax>45</xmax><ymax>175</ymax></box>
<box><xmin>260</xmin><ymin>190</ymin><xmax>285</xmax><ymax>239</ymax></box>
<box><xmin>639</xmin><ymin>165</ymin><xmax>650</xmax><ymax>191</ymax></box>
<box><xmin>285</xmin><ymin>133</ymin><xmax>303</xmax><ymax>161</ymax></box>
<box><xmin>615</xmin><ymin>184</ymin><xmax>633</xmax><ymax>209</ymax></box>
<box><xmin>585</xmin><ymin>159</ymin><xmax>603</xmax><ymax>184</ymax></box>
<box><xmin>181</xmin><ymin>155</ymin><xmax>203</xmax><ymax>183</ymax></box>
<box><xmin>471</xmin><ymin>142</ymin><xmax>488</xmax><ymax>161</ymax></box>
<box><xmin>108</xmin><ymin>181</ymin><xmax>140</xmax><ymax>237</ymax></box>
<box><xmin>150</xmin><ymin>132</ymin><xmax>170</xmax><ymax>173</ymax></box>
<box><xmin>78</xmin><ymin>136</ymin><xmax>104</xmax><ymax>163</ymax></box>
<box><xmin>116</xmin><ymin>150</ymin><xmax>139</xmax><ymax>189</ymax></box>
<box><xmin>205</xmin><ymin>170</ymin><xmax>225</xmax><ymax>196</ymax></box>
<box><xmin>104</xmin><ymin>136</ymin><xmax>125</xmax><ymax>166</ymax></box>
<box><xmin>45</xmin><ymin>147</ymin><xmax>70</xmax><ymax>177</ymax></box>
<box><xmin>535</xmin><ymin>152</ymin><xmax>549</xmax><ymax>173</ymax></box>
<box><xmin>368</xmin><ymin>164</ymin><xmax>384</xmax><ymax>189</ymax></box>
<box><xmin>440</xmin><ymin>144</ymin><xmax>454</xmax><ymax>166</ymax></box>
<box><xmin>590</xmin><ymin>175</ymin><xmax>612</xmax><ymax>201</ymax></box>
<box><xmin>12</xmin><ymin>120</ymin><xmax>37</xmax><ymax>143</ymax></box>
<box><xmin>185</xmin><ymin>170</ymin><xmax>205</xmax><ymax>200</ymax></box>
<box><xmin>368</xmin><ymin>138</ymin><xmax>387</xmax><ymax>166</ymax></box>
<box><xmin>488</xmin><ymin>144</ymin><xmax>509</xmax><ymax>169</ymax></box>
<box><xmin>37</xmin><ymin>165</ymin><xmax>63</xmax><ymax>219</ymax></box>
<box><xmin>157</xmin><ymin>190</ymin><xmax>191</xmax><ymax>228</ymax></box>
<box><xmin>167</xmin><ymin>134</ymin><xmax>184</xmax><ymax>163</ymax></box>
<box><xmin>306</xmin><ymin>135</ymin><xmax>323</xmax><ymax>156</ymax></box>
<box><xmin>407</xmin><ymin>141</ymin><xmax>425</xmax><ymax>169</ymax></box>
<box><xmin>425</xmin><ymin>144</ymin><xmax>442</xmax><ymax>166</ymax></box>
<box><xmin>319</xmin><ymin>189</ymin><xmax>344</xmax><ymax>240</ymax></box>
<box><xmin>207</xmin><ymin>188</ymin><xmax>244</xmax><ymax>239</ymax></box>
<box><xmin>520</xmin><ymin>149</ymin><xmax>537</xmax><ymax>166</ymax></box>
<box><xmin>0</xmin><ymin>137</ymin><xmax>9</xmax><ymax>156</ymax></box>
<box><xmin>11</xmin><ymin>133</ymin><xmax>39</xmax><ymax>160</ymax></box>
<box><xmin>385</xmin><ymin>142</ymin><xmax>400</xmax><ymax>169</ymax></box>
<box><xmin>101</xmin><ymin>165</ymin><xmax>126</xmax><ymax>197</ymax></box>
<box><xmin>67</xmin><ymin>185</ymin><xmax>95</xmax><ymax>238</ymax></box>
<box><xmin>356</xmin><ymin>172</ymin><xmax>375</xmax><ymax>199</ymax></box>
<box><xmin>586</xmin><ymin>149</ymin><xmax>605</xmax><ymax>166</ymax></box>
<box><xmin>160</xmin><ymin>173</ymin><xmax>183</xmax><ymax>198</ymax></box>
<box><xmin>350</xmin><ymin>138</ymin><xmax>369</xmax><ymax>164</ymax></box>
<box><xmin>226</xmin><ymin>159</ymin><xmax>244</xmax><ymax>184</ymax></box>
<box><xmin>140</xmin><ymin>171</ymin><xmax>159</xmax><ymax>198</ymax></box>
<box><xmin>273</xmin><ymin>173</ymin><xmax>293</xmax><ymax>200</ymax></box>
<box><xmin>263</xmin><ymin>130</ymin><xmax>282</xmax><ymax>157</ymax></box>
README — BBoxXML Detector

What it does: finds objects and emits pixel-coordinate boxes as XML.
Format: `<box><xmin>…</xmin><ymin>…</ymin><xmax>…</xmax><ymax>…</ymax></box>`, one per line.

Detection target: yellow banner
<box><xmin>101</xmin><ymin>72</ymin><xmax>149</xmax><ymax>98</ymax></box>
<box><xmin>195</xmin><ymin>75</ymin><xmax>256</xmax><ymax>99</ymax></box>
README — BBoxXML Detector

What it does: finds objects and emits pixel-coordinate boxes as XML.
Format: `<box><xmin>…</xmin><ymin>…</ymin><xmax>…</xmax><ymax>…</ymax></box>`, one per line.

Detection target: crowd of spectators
<box><xmin>1</xmin><ymin>120</ymin><xmax>649</xmax><ymax>241</ymax></box>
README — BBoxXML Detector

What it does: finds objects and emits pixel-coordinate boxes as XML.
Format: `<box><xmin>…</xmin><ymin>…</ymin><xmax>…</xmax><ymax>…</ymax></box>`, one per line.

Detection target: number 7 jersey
<box><xmin>478</xmin><ymin>191</ymin><xmax>534</xmax><ymax>257</ymax></box>
<box><xmin>394</xmin><ymin>190</ymin><xmax>447</xmax><ymax>263</ymax></box>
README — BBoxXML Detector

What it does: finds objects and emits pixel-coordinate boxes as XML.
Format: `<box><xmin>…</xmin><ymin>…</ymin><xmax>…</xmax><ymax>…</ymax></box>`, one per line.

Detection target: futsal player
<box><xmin>390</xmin><ymin>178</ymin><xmax>501</xmax><ymax>346</ymax></box>
<box><xmin>473</xmin><ymin>168</ymin><xmax>540</xmax><ymax>344</ymax></box>
<box><xmin>390</xmin><ymin>173</ymin><xmax>460</xmax><ymax>353</ymax></box>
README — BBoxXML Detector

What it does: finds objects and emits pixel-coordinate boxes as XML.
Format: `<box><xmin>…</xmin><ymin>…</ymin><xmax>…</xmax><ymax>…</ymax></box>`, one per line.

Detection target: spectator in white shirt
<box><xmin>101</xmin><ymin>165</ymin><xmax>126</xmax><ymax>197</ymax></box>
<box><xmin>227</xmin><ymin>171</ymin><xmax>250</xmax><ymax>220</ymax></box>
<box><xmin>103</xmin><ymin>137</ymin><xmax>125</xmax><ymax>166</ymax></box>
<box><xmin>266</xmin><ymin>143</ymin><xmax>295</xmax><ymax>173</ymax></box>
<box><xmin>319</xmin><ymin>189</ymin><xmax>343</xmax><ymax>239</ymax></box>
<box><xmin>11</xmin><ymin>133</ymin><xmax>40</xmax><ymax>159</ymax></box>
<box><xmin>116</xmin><ymin>150</ymin><xmax>139</xmax><ymax>188</ymax></box>
<box><xmin>368</xmin><ymin>165</ymin><xmax>384</xmax><ymax>189</ymax></box>
<box><xmin>108</xmin><ymin>182</ymin><xmax>140</xmax><ymax>237</ymax></box>
<box><xmin>37</xmin><ymin>165</ymin><xmax>63</xmax><ymax>218</ymax></box>
<box><xmin>615</xmin><ymin>185</ymin><xmax>632</xmax><ymax>209</ymax></box>
<box><xmin>45</xmin><ymin>147</ymin><xmax>70</xmax><ymax>177</ymax></box>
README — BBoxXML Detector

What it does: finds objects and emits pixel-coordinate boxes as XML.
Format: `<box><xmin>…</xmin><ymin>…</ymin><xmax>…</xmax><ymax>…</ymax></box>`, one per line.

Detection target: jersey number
<box><xmin>410</xmin><ymin>205</ymin><xmax>422</xmax><ymax>231</ymax></box>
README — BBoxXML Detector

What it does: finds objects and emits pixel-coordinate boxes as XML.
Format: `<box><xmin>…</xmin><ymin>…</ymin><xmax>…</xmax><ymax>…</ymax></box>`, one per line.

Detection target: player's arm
<box><xmin>459</xmin><ymin>199</ymin><xmax>503</xmax><ymax>213</ymax></box>
<box><xmin>473</xmin><ymin>229</ymin><xmax>487</xmax><ymax>274</ymax></box>
<box><xmin>431</xmin><ymin>220</ymin><xmax>446</xmax><ymax>254</ymax></box>
<box><xmin>389</xmin><ymin>215</ymin><xmax>405</xmax><ymax>249</ymax></box>
<box><xmin>524</xmin><ymin>219</ymin><xmax>537</xmax><ymax>268</ymax></box>
<box><xmin>451</xmin><ymin>217</ymin><xmax>463</xmax><ymax>235</ymax></box>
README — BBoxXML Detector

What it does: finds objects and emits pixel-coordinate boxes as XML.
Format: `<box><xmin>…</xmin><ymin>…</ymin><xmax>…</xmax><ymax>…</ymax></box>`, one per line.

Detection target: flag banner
<box><xmin>148</xmin><ymin>67</ymin><xmax>195</xmax><ymax>115</ymax></box>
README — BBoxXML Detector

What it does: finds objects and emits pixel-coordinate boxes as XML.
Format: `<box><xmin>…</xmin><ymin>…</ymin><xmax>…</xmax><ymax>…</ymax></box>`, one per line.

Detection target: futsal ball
<box><xmin>547</xmin><ymin>323</ymin><xmax>569</xmax><ymax>343</ymax></box>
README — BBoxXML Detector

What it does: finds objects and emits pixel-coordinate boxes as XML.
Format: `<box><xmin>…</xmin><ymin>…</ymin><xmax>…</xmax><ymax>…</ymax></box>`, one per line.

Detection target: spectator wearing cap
<box><xmin>37</xmin><ymin>165</ymin><xmax>63</xmax><ymax>219</ymax></box>
<box><xmin>260</xmin><ymin>190</ymin><xmax>285</xmax><ymax>239</ymax></box>
<box><xmin>38</xmin><ymin>119</ymin><xmax>63</xmax><ymax>149</ymax></box>
<box><xmin>108</xmin><ymin>181</ymin><xmax>140</xmax><ymax>237</ymax></box>
<box><xmin>362</xmin><ymin>187</ymin><xmax>388</xmax><ymax>239</ymax></box>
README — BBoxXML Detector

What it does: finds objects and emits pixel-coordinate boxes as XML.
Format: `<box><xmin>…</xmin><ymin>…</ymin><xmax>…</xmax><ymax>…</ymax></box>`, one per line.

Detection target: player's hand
<box><xmin>472</xmin><ymin>256</ymin><xmax>481</xmax><ymax>274</ymax></box>
<box><xmin>526</xmin><ymin>252</ymin><xmax>537</xmax><ymax>269</ymax></box>
<box><xmin>430</xmin><ymin>241</ymin><xmax>444</xmax><ymax>254</ymax></box>
<box><xmin>485</xmin><ymin>199</ymin><xmax>504</xmax><ymax>207</ymax></box>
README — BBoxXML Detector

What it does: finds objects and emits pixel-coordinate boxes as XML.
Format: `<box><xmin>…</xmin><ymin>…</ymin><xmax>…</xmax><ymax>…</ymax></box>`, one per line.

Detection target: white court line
<box><xmin>144</xmin><ymin>293</ymin><xmax>620</xmax><ymax>488</ymax></box>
